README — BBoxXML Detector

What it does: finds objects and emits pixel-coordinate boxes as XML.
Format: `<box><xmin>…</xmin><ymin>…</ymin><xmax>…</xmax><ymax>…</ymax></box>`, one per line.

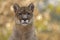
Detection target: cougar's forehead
<box><xmin>19</xmin><ymin>7</ymin><xmax>32</xmax><ymax>13</ymax></box>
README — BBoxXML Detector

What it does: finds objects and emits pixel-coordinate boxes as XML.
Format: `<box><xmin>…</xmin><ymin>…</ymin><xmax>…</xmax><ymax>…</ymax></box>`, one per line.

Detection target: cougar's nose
<box><xmin>23</xmin><ymin>15</ymin><xmax>27</xmax><ymax>18</ymax></box>
<box><xmin>22</xmin><ymin>15</ymin><xmax>28</xmax><ymax>21</ymax></box>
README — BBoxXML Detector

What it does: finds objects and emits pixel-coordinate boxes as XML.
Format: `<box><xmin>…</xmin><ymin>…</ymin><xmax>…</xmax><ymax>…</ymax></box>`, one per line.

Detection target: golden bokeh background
<box><xmin>0</xmin><ymin>0</ymin><xmax>60</xmax><ymax>40</ymax></box>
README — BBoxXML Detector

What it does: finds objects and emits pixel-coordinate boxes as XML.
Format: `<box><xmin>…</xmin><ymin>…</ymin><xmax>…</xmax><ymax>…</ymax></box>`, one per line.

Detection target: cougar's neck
<box><xmin>14</xmin><ymin>21</ymin><xmax>34</xmax><ymax>40</ymax></box>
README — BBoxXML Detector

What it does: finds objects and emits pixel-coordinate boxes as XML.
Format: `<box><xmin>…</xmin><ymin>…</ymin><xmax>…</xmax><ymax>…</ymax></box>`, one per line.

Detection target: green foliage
<box><xmin>48</xmin><ymin>4</ymin><xmax>54</xmax><ymax>10</ymax></box>
<box><xmin>35</xmin><ymin>20</ymin><xmax>47</xmax><ymax>32</ymax></box>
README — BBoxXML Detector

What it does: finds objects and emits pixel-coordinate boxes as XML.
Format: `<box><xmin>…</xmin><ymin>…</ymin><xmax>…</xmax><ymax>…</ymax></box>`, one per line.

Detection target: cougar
<box><xmin>9</xmin><ymin>3</ymin><xmax>36</xmax><ymax>40</ymax></box>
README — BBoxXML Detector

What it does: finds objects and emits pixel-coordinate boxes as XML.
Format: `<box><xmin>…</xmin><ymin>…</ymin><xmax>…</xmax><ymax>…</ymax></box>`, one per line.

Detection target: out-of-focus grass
<box><xmin>0</xmin><ymin>27</ymin><xmax>12</xmax><ymax>40</ymax></box>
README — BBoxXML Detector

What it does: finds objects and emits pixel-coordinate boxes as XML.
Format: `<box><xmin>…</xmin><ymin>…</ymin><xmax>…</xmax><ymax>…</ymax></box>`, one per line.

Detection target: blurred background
<box><xmin>0</xmin><ymin>0</ymin><xmax>60</xmax><ymax>40</ymax></box>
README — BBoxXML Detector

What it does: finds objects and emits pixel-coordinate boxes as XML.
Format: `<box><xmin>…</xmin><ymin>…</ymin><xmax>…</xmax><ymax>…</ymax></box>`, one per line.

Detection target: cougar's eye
<box><xmin>19</xmin><ymin>13</ymin><xmax>21</xmax><ymax>15</ymax></box>
<box><xmin>27</xmin><ymin>13</ymin><xmax>30</xmax><ymax>15</ymax></box>
<box><xmin>17</xmin><ymin>13</ymin><xmax>22</xmax><ymax>16</ymax></box>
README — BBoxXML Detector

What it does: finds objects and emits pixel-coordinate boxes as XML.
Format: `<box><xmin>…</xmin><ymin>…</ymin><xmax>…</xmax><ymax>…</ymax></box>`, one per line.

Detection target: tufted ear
<box><xmin>13</xmin><ymin>3</ymin><xmax>20</xmax><ymax>13</ymax></box>
<box><xmin>28</xmin><ymin>3</ymin><xmax>34</xmax><ymax>12</ymax></box>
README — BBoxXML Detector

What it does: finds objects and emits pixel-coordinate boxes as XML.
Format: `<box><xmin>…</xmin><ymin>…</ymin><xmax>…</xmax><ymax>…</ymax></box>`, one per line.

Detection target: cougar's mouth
<box><xmin>20</xmin><ymin>20</ymin><xmax>29</xmax><ymax>25</ymax></box>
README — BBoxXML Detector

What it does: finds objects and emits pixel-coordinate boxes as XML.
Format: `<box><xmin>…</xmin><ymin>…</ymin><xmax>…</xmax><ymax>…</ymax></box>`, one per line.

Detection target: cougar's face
<box><xmin>13</xmin><ymin>3</ymin><xmax>34</xmax><ymax>26</ymax></box>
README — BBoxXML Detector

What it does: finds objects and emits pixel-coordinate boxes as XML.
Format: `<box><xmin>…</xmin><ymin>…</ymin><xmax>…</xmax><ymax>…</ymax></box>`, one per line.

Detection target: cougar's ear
<box><xmin>28</xmin><ymin>3</ymin><xmax>34</xmax><ymax>12</ymax></box>
<box><xmin>13</xmin><ymin>3</ymin><xmax>20</xmax><ymax>13</ymax></box>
